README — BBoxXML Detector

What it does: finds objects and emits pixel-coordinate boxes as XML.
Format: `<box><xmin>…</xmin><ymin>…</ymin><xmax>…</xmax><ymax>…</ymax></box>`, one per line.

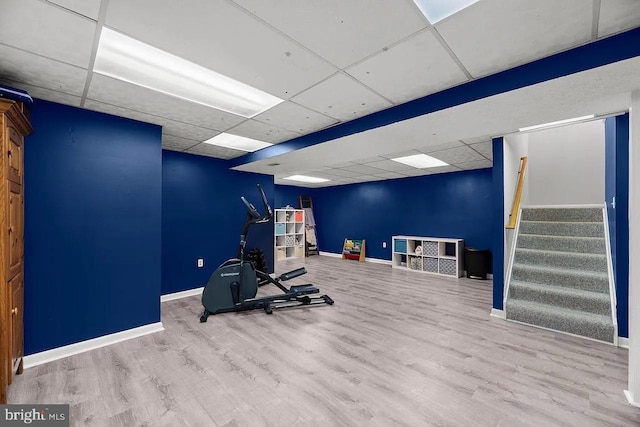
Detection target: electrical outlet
<box><xmin>197</xmin><ymin>258</ymin><xmax>204</xmax><ymax>268</ymax></box>
<box><xmin>382</xmin><ymin>242</ymin><xmax>387</xmax><ymax>248</ymax></box>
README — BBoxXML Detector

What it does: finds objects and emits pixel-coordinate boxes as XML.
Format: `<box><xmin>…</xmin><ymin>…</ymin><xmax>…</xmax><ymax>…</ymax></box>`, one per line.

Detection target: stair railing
<box><xmin>503</xmin><ymin>207</ymin><xmax>524</xmax><ymax>311</ymax></box>
<box><xmin>602</xmin><ymin>204</ymin><xmax>618</xmax><ymax>346</ymax></box>
<box><xmin>506</xmin><ymin>156</ymin><xmax>528</xmax><ymax>229</ymax></box>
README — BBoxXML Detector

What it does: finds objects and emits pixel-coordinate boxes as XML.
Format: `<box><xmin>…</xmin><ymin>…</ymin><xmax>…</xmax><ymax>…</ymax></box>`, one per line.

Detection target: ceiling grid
<box><xmin>1</xmin><ymin>0</ymin><xmax>639</xmax><ymax>186</ymax></box>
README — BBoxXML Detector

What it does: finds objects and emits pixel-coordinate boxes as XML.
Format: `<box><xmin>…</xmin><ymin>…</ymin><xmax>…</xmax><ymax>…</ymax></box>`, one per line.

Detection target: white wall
<box><xmin>503</xmin><ymin>134</ymin><xmax>529</xmax><ymax>285</ymax></box>
<box><xmin>527</xmin><ymin>120</ymin><xmax>605</xmax><ymax>205</ymax></box>
<box><xmin>627</xmin><ymin>91</ymin><xmax>639</xmax><ymax>407</ymax></box>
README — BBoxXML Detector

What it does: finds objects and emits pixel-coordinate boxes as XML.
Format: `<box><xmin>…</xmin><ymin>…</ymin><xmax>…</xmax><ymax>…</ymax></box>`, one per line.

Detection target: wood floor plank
<box><xmin>7</xmin><ymin>256</ymin><xmax>639</xmax><ymax>426</ymax></box>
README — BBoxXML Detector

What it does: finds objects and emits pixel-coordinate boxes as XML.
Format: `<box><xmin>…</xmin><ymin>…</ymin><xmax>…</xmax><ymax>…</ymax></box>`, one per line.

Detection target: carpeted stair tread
<box><xmin>508</xmin><ymin>280</ymin><xmax>611</xmax><ymax>315</ymax></box>
<box><xmin>506</xmin><ymin>299</ymin><xmax>614</xmax><ymax>343</ymax></box>
<box><xmin>516</xmin><ymin>234</ymin><xmax>605</xmax><ymax>254</ymax></box>
<box><xmin>519</xmin><ymin>220</ymin><xmax>604</xmax><ymax>238</ymax></box>
<box><xmin>511</xmin><ymin>263</ymin><xmax>609</xmax><ymax>293</ymax></box>
<box><xmin>521</xmin><ymin>207</ymin><xmax>603</xmax><ymax>222</ymax></box>
<box><xmin>513</xmin><ymin>248</ymin><xmax>607</xmax><ymax>272</ymax></box>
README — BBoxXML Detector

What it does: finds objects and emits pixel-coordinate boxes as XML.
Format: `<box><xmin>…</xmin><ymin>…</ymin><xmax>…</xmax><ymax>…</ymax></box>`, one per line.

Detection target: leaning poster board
<box><xmin>342</xmin><ymin>239</ymin><xmax>365</xmax><ymax>262</ymax></box>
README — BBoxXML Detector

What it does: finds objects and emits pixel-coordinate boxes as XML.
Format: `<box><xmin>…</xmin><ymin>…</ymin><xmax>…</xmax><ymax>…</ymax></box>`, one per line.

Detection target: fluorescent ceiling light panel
<box><xmin>391</xmin><ymin>153</ymin><xmax>449</xmax><ymax>168</ymax></box>
<box><xmin>203</xmin><ymin>133</ymin><xmax>272</xmax><ymax>152</ymax></box>
<box><xmin>283</xmin><ymin>175</ymin><xmax>330</xmax><ymax>183</ymax></box>
<box><xmin>94</xmin><ymin>27</ymin><xmax>283</xmax><ymax>117</ymax></box>
<box><xmin>412</xmin><ymin>0</ymin><xmax>479</xmax><ymax>23</ymax></box>
<box><xmin>518</xmin><ymin>115</ymin><xmax>595</xmax><ymax>132</ymax></box>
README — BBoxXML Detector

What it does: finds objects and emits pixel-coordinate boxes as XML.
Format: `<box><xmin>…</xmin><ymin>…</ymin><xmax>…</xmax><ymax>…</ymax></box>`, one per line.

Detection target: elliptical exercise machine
<box><xmin>200</xmin><ymin>184</ymin><xmax>333</xmax><ymax>322</ymax></box>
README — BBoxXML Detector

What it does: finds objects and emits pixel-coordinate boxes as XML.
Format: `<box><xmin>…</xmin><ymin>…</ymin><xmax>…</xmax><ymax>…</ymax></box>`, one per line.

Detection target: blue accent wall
<box><xmin>162</xmin><ymin>151</ymin><xmax>274</xmax><ymax>295</ymax></box>
<box><xmin>25</xmin><ymin>99</ymin><xmax>162</xmax><ymax>355</ymax></box>
<box><xmin>274</xmin><ymin>184</ymin><xmax>304</xmax><ymax>209</ymax></box>
<box><xmin>492</xmin><ymin>137</ymin><xmax>505</xmax><ymax>310</ymax></box>
<box><xmin>605</xmin><ymin>117</ymin><xmax>617</xmax><ymax>274</ymax></box>
<box><xmin>615</xmin><ymin>114</ymin><xmax>629</xmax><ymax>338</ymax></box>
<box><xmin>308</xmin><ymin>169</ymin><xmax>493</xmax><ymax>260</ymax></box>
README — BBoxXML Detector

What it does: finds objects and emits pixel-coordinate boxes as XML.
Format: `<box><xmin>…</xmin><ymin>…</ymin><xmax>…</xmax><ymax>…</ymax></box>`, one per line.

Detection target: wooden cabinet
<box><xmin>0</xmin><ymin>99</ymin><xmax>32</xmax><ymax>403</ymax></box>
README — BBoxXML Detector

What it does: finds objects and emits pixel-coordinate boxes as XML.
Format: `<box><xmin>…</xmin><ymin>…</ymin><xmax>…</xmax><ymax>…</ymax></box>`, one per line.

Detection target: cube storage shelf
<box><xmin>392</xmin><ymin>236</ymin><xmax>464</xmax><ymax>277</ymax></box>
<box><xmin>275</xmin><ymin>209</ymin><xmax>305</xmax><ymax>261</ymax></box>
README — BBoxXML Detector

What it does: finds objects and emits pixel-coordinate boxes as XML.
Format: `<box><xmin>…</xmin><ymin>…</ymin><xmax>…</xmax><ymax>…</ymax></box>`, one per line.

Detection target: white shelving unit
<box><xmin>275</xmin><ymin>209</ymin><xmax>305</xmax><ymax>261</ymax></box>
<box><xmin>392</xmin><ymin>235</ymin><xmax>464</xmax><ymax>277</ymax></box>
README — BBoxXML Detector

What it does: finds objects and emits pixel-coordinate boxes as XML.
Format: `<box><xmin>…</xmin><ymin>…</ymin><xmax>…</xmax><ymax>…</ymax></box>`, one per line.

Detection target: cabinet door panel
<box><xmin>9</xmin><ymin>273</ymin><xmax>23</xmax><ymax>378</ymax></box>
<box><xmin>7</xmin><ymin>127</ymin><xmax>22</xmax><ymax>185</ymax></box>
<box><xmin>8</xmin><ymin>182</ymin><xmax>22</xmax><ymax>280</ymax></box>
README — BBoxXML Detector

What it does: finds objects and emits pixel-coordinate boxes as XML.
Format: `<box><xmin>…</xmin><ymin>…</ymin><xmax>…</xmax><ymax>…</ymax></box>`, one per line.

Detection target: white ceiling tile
<box><xmin>328</xmin><ymin>161</ymin><xmax>359</xmax><ymax>168</ymax></box>
<box><xmin>0</xmin><ymin>44</ymin><xmax>87</xmax><ymax>96</ymax></box>
<box><xmin>468</xmin><ymin>141</ymin><xmax>493</xmax><ymax>160</ymax></box>
<box><xmin>326</xmin><ymin>168</ymin><xmax>363</xmax><ymax>178</ymax></box>
<box><xmin>231</xmin><ymin>0</ymin><xmax>427</xmax><ymax>68</ymax></box>
<box><xmin>104</xmin><ymin>0</ymin><xmax>336</xmax><ymax>99</ymax></box>
<box><xmin>455</xmin><ymin>159</ymin><xmax>493</xmax><ymax>170</ymax></box>
<box><xmin>382</xmin><ymin>149</ymin><xmax>422</xmax><ymax>159</ymax></box>
<box><xmin>397</xmin><ymin>168</ymin><xmax>430</xmax><ymax>177</ymax></box>
<box><xmin>87</xmin><ymin>74</ymin><xmax>245</xmax><ymax>131</ymax></box>
<box><xmin>46</xmin><ymin>0</ymin><xmax>101</xmax><ymax>20</ymax></box>
<box><xmin>400</xmin><ymin>165</ymin><xmax>461</xmax><ymax>176</ymax></box>
<box><xmin>83</xmin><ymin>99</ymin><xmax>220</xmax><ymax>141</ymax></box>
<box><xmin>336</xmin><ymin>176</ymin><xmax>376</xmax><ymax>184</ymax></box>
<box><xmin>228</xmin><ymin>120</ymin><xmax>300</xmax><ymax>144</ymax></box>
<box><xmin>252</xmin><ymin>102</ymin><xmax>338</xmax><ymax>135</ymax></box>
<box><xmin>356</xmin><ymin>156</ymin><xmax>387</xmax><ymax>164</ymax></box>
<box><xmin>0</xmin><ymin>78</ymin><xmax>81</xmax><ymax>107</ymax></box>
<box><xmin>291</xmin><ymin>73</ymin><xmax>392</xmax><ymax>121</ymax></box>
<box><xmin>373</xmin><ymin>172</ymin><xmax>407</xmax><ymax>180</ymax></box>
<box><xmin>344</xmin><ymin>164</ymin><xmax>388</xmax><ymax>175</ymax></box>
<box><xmin>0</xmin><ymin>0</ymin><xmax>96</xmax><ymax>68</ymax></box>
<box><xmin>598</xmin><ymin>0</ymin><xmax>640</xmax><ymax>37</ymax></box>
<box><xmin>359</xmin><ymin>159</ymin><xmax>413</xmax><ymax>172</ymax></box>
<box><xmin>162</xmin><ymin>134</ymin><xmax>200</xmax><ymax>150</ymax></box>
<box><xmin>462</xmin><ymin>135</ymin><xmax>492</xmax><ymax>144</ymax></box>
<box><xmin>301</xmin><ymin>171</ymin><xmax>345</xmax><ymax>180</ymax></box>
<box><xmin>185</xmin><ymin>143</ymin><xmax>246</xmax><ymax>160</ymax></box>
<box><xmin>436</xmin><ymin>0</ymin><xmax>592</xmax><ymax>78</ymax></box>
<box><xmin>416</xmin><ymin>140</ymin><xmax>465</xmax><ymax>153</ymax></box>
<box><xmin>346</xmin><ymin>30</ymin><xmax>468</xmax><ymax>103</ymax></box>
<box><xmin>429</xmin><ymin>146</ymin><xmax>485</xmax><ymax>164</ymax></box>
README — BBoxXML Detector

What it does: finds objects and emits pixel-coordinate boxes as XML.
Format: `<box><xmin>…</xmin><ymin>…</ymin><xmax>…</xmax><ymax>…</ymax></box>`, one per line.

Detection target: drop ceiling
<box><xmin>1</xmin><ymin>0</ymin><xmax>640</xmax><ymax>187</ymax></box>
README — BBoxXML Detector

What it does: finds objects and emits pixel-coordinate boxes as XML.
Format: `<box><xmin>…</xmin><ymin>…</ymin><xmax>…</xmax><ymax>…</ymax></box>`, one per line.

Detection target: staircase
<box><xmin>505</xmin><ymin>206</ymin><xmax>616</xmax><ymax>343</ymax></box>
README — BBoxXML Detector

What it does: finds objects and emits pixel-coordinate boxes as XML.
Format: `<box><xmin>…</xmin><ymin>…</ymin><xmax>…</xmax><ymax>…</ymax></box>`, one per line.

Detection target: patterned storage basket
<box><xmin>422</xmin><ymin>241</ymin><xmax>438</xmax><ymax>256</ymax></box>
<box><xmin>439</xmin><ymin>258</ymin><xmax>457</xmax><ymax>276</ymax></box>
<box><xmin>423</xmin><ymin>257</ymin><xmax>438</xmax><ymax>273</ymax></box>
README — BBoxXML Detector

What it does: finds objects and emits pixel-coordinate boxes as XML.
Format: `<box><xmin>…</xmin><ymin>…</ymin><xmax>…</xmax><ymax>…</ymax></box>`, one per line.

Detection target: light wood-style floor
<box><xmin>9</xmin><ymin>256</ymin><xmax>639</xmax><ymax>426</ymax></box>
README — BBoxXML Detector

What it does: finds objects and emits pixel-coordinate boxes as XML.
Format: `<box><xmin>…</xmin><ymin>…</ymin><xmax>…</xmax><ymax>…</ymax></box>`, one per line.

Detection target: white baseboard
<box><xmin>23</xmin><ymin>322</ymin><xmax>164</xmax><ymax>369</ymax></box>
<box><xmin>319</xmin><ymin>251</ymin><xmax>341</xmax><ymax>258</ymax></box>
<box><xmin>618</xmin><ymin>336</ymin><xmax>629</xmax><ymax>348</ymax></box>
<box><xmin>161</xmin><ymin>287</ymin><xmax>203</xmax><ymax>302</ymax></box>
<box><xmin>490</xmin><ymin>308</ymin><xmax>506</xmax><ymax>319</ymax></box>
<box><xmin>318</xmin><ymin>251</ymin><xmax>392</xmax><ymax>265</ymax></box>
<box><xmin>624</xmin><ymin>390</ymin><xmax>640</xmax><ymax>407</ymax></box>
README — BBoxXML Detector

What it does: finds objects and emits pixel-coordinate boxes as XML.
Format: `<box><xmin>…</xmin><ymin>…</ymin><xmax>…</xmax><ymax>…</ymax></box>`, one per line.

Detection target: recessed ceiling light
<box><xmin>518</xmin><ymin>115</ymin><xmax>596</xmax><ymax>132</ymax></box>
<box><xmin>283</xmin><ymin>175</ymin><xmax>330</xmax><ymax>183</ymax></box>
<box><xmin>412</xmin><ymin>0</ymin><xmax>479</xmax><ymax>24</ymax></box>
<box><xmin>203</xmin><ymin>133</ymin><xmax>272</xmax><ymax>152</ymax></box>
<box><xmin>94</xmin><ymin>27</ymin><xmax>283</xmax><ymax>118</ymax></box>
<box><xmin>391</xmin><ymin>153</ymin><xmax>449</xmax><ymax>168</ymax></box>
